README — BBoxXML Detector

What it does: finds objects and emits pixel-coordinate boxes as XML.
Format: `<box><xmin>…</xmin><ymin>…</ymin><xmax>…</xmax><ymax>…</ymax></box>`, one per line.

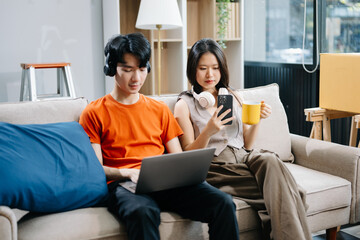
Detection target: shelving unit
<box><xmin>118</xmin><ymin>0</ymin><xmax>243</xmax><ymax>95</ymax></box>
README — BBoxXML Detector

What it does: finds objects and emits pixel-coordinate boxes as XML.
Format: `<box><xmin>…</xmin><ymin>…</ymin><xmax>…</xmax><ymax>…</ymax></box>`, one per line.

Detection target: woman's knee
<box><xmin>259</xmin><ymin>152</ymin><xmax>282</xmax><ymax>168</ymax></box>
<box><xmin>247</xmin><ymin>151</ymin><xmax>283</xmax><ymax>176</ymax></box>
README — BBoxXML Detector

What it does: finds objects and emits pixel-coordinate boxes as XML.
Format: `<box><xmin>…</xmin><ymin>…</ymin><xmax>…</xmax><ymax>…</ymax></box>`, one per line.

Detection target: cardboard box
<box><xmin>320</xmin><ymin>53</ymin><xmax>360</xmax><ymax>113</ymax></box>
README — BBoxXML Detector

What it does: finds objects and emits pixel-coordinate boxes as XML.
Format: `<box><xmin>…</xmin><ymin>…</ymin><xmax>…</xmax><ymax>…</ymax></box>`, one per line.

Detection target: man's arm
<box><xmin>91</xmin><ymin>143</ymin><xmax>140</xmax><ymax>183</ymax></box>
<box><xmin>165</xmin><ymin>137</ymin><xmax>183</xmax><ymax>154</ymax></box>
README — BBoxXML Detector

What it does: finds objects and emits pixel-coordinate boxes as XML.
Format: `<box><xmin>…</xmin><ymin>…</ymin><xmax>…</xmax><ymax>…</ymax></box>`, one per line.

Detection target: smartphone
<box><xmin>217</xmin><ymin>95</ymin><xmax>233</xmax><ymax>125</ymax></box>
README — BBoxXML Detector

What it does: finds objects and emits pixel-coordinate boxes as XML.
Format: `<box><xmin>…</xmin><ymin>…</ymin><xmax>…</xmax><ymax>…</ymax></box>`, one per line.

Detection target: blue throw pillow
<box><xmin>0</xmin><ymin>121</ymin><xmax>108</xmax><ymax>212</ymax></box>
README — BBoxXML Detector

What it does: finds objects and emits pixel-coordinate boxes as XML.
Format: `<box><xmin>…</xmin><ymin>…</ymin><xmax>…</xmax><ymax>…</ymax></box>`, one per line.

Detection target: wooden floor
<box><xmin>313</xmin><ymin>224</ymin><xmax>360</xmax><ymax>240</ymax></box>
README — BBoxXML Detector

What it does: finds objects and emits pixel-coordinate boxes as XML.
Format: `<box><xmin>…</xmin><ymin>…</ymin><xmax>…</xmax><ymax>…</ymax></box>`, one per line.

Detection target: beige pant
<box><xmin>207</xmin><ymin>146</ymin><xmax>311</xmax><ymax>240</ymax></box>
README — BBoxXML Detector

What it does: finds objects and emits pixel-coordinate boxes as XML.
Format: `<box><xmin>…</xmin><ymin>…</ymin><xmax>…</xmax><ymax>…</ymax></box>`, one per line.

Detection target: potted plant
<box><xmin>216</xmin><ymin>0</ymin><xmax>231</xmax><ymax>48</ymax></box>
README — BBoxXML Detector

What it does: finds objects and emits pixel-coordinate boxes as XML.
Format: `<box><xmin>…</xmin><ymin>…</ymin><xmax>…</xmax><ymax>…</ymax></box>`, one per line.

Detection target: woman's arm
<box><xmin>174</xmin><ymin>99</ymin><xmax>233</xmax><ymax>151</ymax></box>
<box><xmin>243</xmin><ymin>102</ymin><xmax>272</xmax><ymax>149</ymax></box>
<box><xmin>91</xmin><ymin>143</ymin><xmax>139</xmax><ymax>183</ymax></box>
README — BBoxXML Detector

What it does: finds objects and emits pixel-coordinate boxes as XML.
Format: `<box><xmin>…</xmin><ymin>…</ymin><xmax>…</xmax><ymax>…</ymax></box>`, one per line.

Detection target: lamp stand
<box><xmin>156</xmin><ymin>24</ymin><xmax>162</xmax><ymax>96</ymax></box>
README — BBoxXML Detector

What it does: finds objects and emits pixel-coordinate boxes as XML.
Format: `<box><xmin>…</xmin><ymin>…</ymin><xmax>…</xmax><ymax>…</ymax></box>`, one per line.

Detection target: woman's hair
<box><xmin>187</xmin><ymin>38</ymin><xmax>229</xmax><ymax>93</ymax></box>
<box><xmin>104</xmin><ymin>32</ymin><xmax>151</xmax><ymax>77</ymax></box>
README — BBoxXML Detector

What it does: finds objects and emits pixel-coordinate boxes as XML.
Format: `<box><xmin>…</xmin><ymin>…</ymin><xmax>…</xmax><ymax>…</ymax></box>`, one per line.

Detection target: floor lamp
<box><xmin>136</xmin><ymin>0</ymin><xmax>182</xmax><ymax>95</ymax></box>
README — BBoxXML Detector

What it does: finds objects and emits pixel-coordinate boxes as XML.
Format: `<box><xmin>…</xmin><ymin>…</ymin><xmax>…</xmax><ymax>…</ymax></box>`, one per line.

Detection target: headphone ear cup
<box><xmin>103</xmin><ymin>64</ymin><xmax>111</xmax><ymax>76</ymax></box>
<box><xmin>192</xmin><ymin>90</ymin><xmax>215</xmax><ymax>108</ymax></box>
<box><xmin>104</xmin><ymin>53</ymin><xmax>116</xmax><ymax>76</ymax></box>
<box><xmin>146</xmin><ymin>62</ymin><xmax>151</xmax><ymax>73</ymax></box>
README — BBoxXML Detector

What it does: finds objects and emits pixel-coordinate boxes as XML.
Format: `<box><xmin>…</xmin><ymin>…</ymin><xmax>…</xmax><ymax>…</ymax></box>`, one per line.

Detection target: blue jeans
<box><xmin>107</xmin><ymin>181</ymin><xmax>239</xmax><ymax>240</ymax></box>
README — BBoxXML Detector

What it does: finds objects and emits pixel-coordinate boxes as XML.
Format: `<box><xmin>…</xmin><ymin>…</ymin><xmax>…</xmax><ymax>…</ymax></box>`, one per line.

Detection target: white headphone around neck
<box><xmin>192</xmin><ymin>87</ymin><xmax>228</xmax><ymax>108</ymax></box>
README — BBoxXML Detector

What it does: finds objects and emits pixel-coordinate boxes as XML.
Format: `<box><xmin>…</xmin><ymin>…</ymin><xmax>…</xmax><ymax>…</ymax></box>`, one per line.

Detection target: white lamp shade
<box><xmin>136</xmin><ymin>0</ymin><xmax>183</xmax><ymax>30</ymax></box>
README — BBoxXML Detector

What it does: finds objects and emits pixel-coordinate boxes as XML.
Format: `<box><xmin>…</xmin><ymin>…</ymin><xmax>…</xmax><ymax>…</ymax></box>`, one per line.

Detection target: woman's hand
<box><xmin>243</xmin><ymin>101</ymin><xmax>271</xmax><ymax>149</ymax></box>
<box><xmin>260</xmin><ymin>101</ymin><xmax>272</xmax><ymax>119</ymax></box>
<box><xmin>203</xmin><ymin>105</ymin><xmax>235</xmax><ymax>137</ymax></box>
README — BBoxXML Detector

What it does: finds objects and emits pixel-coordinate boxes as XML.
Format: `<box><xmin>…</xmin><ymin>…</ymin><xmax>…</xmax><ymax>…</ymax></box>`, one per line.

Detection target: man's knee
<box><xmin>121</xmin><ymin>204</ymin><xmax>161</xmax><ymax>240</ymax></box>
<box><xmin>215</xmin><ymin>191</ymin><xmax>236</xmax><ymax>214</ymax></box>
<box><xmin>125</xmin><ymin>204</ymin><xmax>161</xmax><ymax>223</ymax></box>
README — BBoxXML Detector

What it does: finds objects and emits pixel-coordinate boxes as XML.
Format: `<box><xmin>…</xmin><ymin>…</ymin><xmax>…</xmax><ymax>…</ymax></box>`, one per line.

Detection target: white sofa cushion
<box><xmin>16</xmin><ymin>199</ymin><xmax>261</xmax><ymax>240</ymax></box>
<box><xmin>238</xmin><ymin>84</ymin><xmax>294</xmax><ymax>162</ymax></box>
<box><xmin>0</xmin><ymin>97</ymin><xmax>87</xmax><ymax>124</ymax></box>
<box><xmin>285</xmin><ymin>163</ymin><xmax>351</xmax><ymax>215</ymax></box>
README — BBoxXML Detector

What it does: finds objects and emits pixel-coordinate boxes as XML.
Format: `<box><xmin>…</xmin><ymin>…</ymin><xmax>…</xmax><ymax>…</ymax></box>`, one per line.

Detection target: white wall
<box><xmin>0</xmin><ymin>0</ymin><xmax>105</xmax><ymax>102</ymax></box>
<box><xmin>244</xmin><ymin>0</ymin><xmax>266</xmax><ymax>61</ymax></box>
<box><xmin>102</xmin><ymin>0</ymin><xmax>120</xmax><ymax>94</ymax></box>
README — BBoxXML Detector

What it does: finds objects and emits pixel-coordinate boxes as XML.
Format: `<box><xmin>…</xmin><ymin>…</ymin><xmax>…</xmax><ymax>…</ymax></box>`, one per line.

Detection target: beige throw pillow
<box><xmin>236</xmin><ymin>83</ymin><xmax>294</xmax><ymax>162</ymax></box>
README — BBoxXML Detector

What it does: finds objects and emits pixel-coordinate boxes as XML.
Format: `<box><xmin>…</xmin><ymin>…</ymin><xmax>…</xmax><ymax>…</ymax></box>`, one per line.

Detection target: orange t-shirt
<box><xmin>79</xmin><ymin>94</ymin><xmax>183</xmax><ymax>169</ymax></box>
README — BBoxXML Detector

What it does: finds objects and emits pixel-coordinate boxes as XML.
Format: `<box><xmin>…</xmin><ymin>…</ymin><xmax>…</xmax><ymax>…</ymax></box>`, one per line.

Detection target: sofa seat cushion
<box><xmin>18</xmin><ymin>207</ymin><xmax>124</xmax><ymax>240</ymax></box>
<box><xmin>232</xmin><ymin>198</ymin><xmax>261</xmax><ymax>233</ymax></box>
<box><xmin>285</xmin><ymin>163</ymin><xmax>351</xmax><ymax>216</ymax></box>
<box><xmin>17</xmin><ymin>208</ymin><xmax>208</xmax><ymax>240</ymax></box>
<box><xmin>17</xmin><ymin>198</ymin><xmax>261</xmax><ymax>240</ymax></box>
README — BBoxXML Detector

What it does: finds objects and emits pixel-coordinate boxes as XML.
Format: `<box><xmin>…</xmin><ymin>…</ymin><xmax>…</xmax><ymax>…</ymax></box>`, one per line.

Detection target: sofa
<box><xmin>1</xmin><ymin>83</ymin><xmax>360</xmax><ymax>240</ymax></box>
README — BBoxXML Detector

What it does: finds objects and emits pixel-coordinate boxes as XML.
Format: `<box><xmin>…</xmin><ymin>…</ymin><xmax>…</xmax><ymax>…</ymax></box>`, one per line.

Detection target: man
<box><xmin>79</xmin><ymin>33</ymin><xmax>239</xmax><ymax>240</ymax></box>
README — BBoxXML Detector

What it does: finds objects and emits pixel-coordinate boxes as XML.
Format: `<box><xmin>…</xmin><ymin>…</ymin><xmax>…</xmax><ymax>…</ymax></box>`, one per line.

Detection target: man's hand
<box><xmin>120</xmin><ymin>168</ymin><xmax>140</xmax><ymax>183</ymax></box>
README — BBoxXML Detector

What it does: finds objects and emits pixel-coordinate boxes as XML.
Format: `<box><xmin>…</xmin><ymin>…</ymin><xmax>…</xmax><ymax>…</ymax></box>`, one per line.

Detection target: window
<box><xmin>322</xmin><ymin>0</ymin><xmax>360</xmax><ymax>53</ymax></box>
<box><xmin>244</xmin><ymin>0</ymin><xmax>360</xmax><ymax>64</ymax></box>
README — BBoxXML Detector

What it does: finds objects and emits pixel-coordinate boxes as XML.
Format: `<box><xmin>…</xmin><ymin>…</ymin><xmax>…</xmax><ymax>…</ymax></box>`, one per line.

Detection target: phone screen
<box><xmin>217</xmin><ymin>95</ymin><xmax>233</xmax><ymax>125</ymax></box>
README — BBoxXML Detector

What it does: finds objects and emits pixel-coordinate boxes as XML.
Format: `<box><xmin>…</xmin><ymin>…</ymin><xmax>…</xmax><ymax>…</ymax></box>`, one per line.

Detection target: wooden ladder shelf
<box><xmin>20</xmin><ymin>62</ymin><xmax>76</xmax><ymax>101</ymax></box>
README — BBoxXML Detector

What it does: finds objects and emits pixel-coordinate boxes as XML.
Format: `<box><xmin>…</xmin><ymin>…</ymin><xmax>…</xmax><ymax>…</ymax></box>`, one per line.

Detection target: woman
<box><xmin>174</xmin><ymin>38</ymin><xmax>311</xmax><ymax>240</ymax></box>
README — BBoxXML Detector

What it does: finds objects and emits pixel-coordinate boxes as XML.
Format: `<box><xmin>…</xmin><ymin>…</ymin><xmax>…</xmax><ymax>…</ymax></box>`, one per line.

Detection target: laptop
<box><xmin>119</xmin><ymin>148</ymin><xmax>216</xmax><ymax>194</ymax></box>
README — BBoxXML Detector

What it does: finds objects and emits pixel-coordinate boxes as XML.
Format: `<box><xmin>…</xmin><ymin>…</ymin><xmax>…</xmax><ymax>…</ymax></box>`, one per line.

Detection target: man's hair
<box><xmin>104</xmin><ymin>32</ymin><xmax>151</xmax><ymax>77</ymax></box>
<box><xmin>187</xmin><ymin>38</ymin><xmax>229</xmax><ymax>94</ymax></box>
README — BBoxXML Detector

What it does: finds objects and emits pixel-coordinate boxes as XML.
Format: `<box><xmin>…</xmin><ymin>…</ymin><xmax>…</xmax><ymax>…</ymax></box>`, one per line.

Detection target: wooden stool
<box><xmin>350</xmin><ymin>114</ymin><xmax>360</xmax><ymax>148</ymax></box>
<box><xmin>304</xmin><ymin>107</ymin><xmax>360</xmax><ymax>148</ymax></box>
<box><xmin>20</xmin><ymin>63</ymin><xmax>76</xmax><ymax>101</ymax></box>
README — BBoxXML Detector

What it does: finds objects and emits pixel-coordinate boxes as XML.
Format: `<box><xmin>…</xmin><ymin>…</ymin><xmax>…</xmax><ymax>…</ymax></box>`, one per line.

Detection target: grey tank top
<box><xmin>179</xmin><ymin>92</ymin><xmax>244</xmax><ymax>156</ymax></box>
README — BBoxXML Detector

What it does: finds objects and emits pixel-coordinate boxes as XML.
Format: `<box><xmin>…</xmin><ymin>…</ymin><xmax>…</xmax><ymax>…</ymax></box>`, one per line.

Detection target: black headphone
<box><xmin>146</xmin><ymin>62</ymin><xmax>151</xmax><ymax>73</ymax></box>
<box><xmin>104</xmin><ymin>53</ymin><xmax>116</xmax><ymax>77</ymax></box>
<box><xmin>104</xmin><ymin>52</ymin><xmax>151</xmax><ymax>77</ymax></box>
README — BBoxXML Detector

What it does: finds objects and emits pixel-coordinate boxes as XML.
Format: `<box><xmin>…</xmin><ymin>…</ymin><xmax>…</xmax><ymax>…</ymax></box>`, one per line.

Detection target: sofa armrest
<box><xmin>290</xmin><ymin>133</ymin><xmax>360</xmax><ymax>223</ymax></box>
<box><xmin>291</xmin><ymin>133</ymin><xmax>360</xmax><ymax>178</ymax></box>
<box><xmin>0</xmin><ymin>206</ymin><xmax>17</xmax><ymax>240</ymax></box>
